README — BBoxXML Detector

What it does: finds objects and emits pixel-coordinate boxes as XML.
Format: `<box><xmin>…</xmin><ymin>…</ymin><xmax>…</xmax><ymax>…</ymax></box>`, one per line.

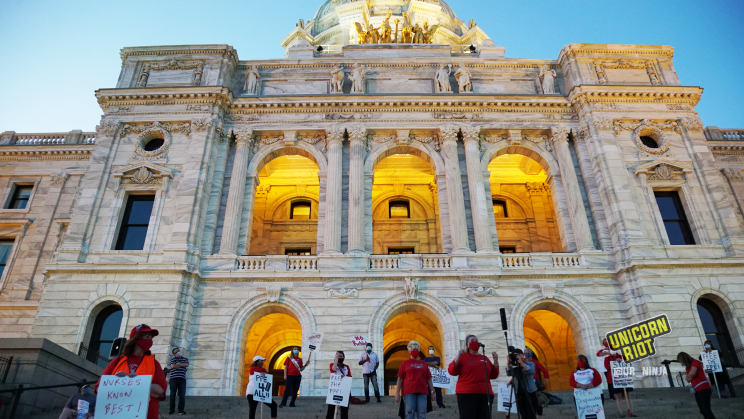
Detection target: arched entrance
<box><xmin>242</xmin><ymin>313</ymin><xmax>303</xmax><ymax>396</ymax></box>
<box><xmin>697</xmin><ymin>296</ymin><xmax>739</xmax><ymax>366</ymax></box>
<box><xmin>524</xmin><ymin>310</ymin><xmax>577</xmax><ymax>391</ymax></box>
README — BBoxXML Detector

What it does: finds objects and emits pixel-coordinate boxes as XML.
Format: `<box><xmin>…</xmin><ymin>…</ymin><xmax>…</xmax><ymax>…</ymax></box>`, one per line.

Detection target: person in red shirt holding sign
<box><xmin>678</xmin><ymin>352</ymin><xmax>716</xmax><ymax>419</ymax></box>
<box><xmin>279</xmin><ymin>346</ymin><xmax>311</xmax><ymax>408</ymax></box>
<box><xmin>396</xmin><ymin>341</ymin><xmax>435</xmax><ymax>419</ymax></box>
<box><xmin>326</xmin><ymin>351</ymin><xmax>352</xmax><ymax>419</ymax></box>
<box><xmin>96</xmin><ymin>324</ymin><xmax>168</xmax><ymax>419</ymax></box>
<box><xmin>569</xmin><ymin>355</ymin><xmax>603</xmax><ymax>390</ymax></box>
<box><xmin>245</xmin><ymin>355</ymin><xmax>278</xmax><ymax>419</ymax></box>
<box><xmin>447</xmin><ymin>334</ymin><xmax>499</xmax><ymax>419</ymax></box>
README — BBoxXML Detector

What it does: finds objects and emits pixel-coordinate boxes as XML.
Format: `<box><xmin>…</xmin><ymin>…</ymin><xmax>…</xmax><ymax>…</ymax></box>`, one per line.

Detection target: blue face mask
<box><xmin>704</xmin><ymin>345</ymin><xmax>711</xmax><ymax>349</ymax></box>
<box><xmin>82</xmin><ymin>388</ymin><xmax>91</xmax><ymax>394</ymax></box>
<box><xmin>293</xmin><ymin>349</ymin><xmax>299</xmax><ymax>355</ymax></box>
<box><xmin>525</xmin><ymin>354</ymin><xmax>532</xmax><ymax>358</ymax></box>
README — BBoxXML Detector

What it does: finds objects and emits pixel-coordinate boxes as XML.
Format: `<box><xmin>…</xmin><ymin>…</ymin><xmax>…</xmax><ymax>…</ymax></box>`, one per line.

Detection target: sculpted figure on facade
<box><xmin>539</xmin><ymin>64</ymin><xmax>557</xmax><ymax>94</ymax></box>
<box><xmin>350</xmin><ymin>64</ymin><xmax>366</xmax><ymax>94</ymax></box>
<box><xmin>401</xmin><ymin>12</ymin><xmax>414</xmax><ymax>43</ymax></box>
<box><xmin>435</xmin><ymin>64</ymin><xmax>452</xmax><ymax>93</ymax></box>
<box><xmin>244</xmin><ymin>65</ymin><xmax>260</xmax><ymax>95</ymax></box>
<box><xmin>379</xmin><ymin>14</ymin><xmax>393</xmax><ymax>43</ymax></box>
<box><xmin>404</xmin><ymin>277</ymin><xmax>419</xmax><ymax>301</ymax></box>
<box><xmin>454</xmin><ymin>63</ymin><xmax>472</xmax><ymax>93</ymax></box>
<box><xmin>330</xmin><ymin>64</ymin><xmax>345</xmax><ymax>93</ymax></box>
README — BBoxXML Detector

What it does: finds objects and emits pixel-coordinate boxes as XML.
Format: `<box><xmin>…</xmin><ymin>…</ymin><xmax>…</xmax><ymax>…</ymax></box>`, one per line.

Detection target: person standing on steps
<box><xmin>448</xmin><ymin>334</ymin><xmax>499</xmax><ymax>419</ymax></box>
<box><xmin>169</xmin><ymin>347</ymin><xmax>189</xmax><ymax>415</ymax></box>
<box><xmin>596</xmin><ymin>338</ymin><xmax>619</xmax><ymax>401</ymax></box>
<box><xmin>326</xmin><ymin>351</ymin><xmax>352</xmax><ymax>419</ymax></box>
<box><xmin>506</xmin><ymin>348</ymin><xmax>538</xmax><ymax>419</ymax></box>
<box><xmin>396</xmin><ymin>341</ymin><xmax>435</xmax><ymax>419</ymax></box>
<box><xmin>279</xmin><ymin>346</ymin><xmax>311</xmax><ymax>408</ymax></box>
<box><xmin>96</xmin><ymin>324</ymin><xmax>167</xmax><ymax>419</ymax></box>
<box><xmin>359</xmin><ymin>342</ymin><xmax>382</xmax><ymax>403</ymax></box>
<box><xmin>700</xmin><ymin>340</ymin><xmax>732</xmax><ymax>398</ymax></box>
<box><xmin>425</xmin><ymin>346</ymin><xmax>446</xmax><ymax>408</ymax></box>
<box><xmin>246</xmin><ymin>355</ymin><xmax>278</xmax><ymax>419</ymax></box>
<box><xmin>569</xmin><ymin>355</ymin><xmax>603</xmax><ymax>414</ymax></box>
<box><xmin>524</xmin><ymin>348</ymin><xmax>547</xmax><ymax>419</ymax></box>
<box><xmin>678</xmin><ymin>352</ymin><xmax>717</xmax><ymax>419</ymax></box>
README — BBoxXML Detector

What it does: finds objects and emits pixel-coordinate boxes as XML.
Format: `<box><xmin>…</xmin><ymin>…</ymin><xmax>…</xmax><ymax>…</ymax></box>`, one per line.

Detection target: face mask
<box><xmin>82</xmin><ymin>388</ymin><xmax>91</xmax><ymax>395</ymax></box>
<box><xmin>136</xmin><ymin>338</ymin><xmax>153</xmax><ymax>352</ymax></box>
<box><xmin>293</xmin><ymin>350</ymin><xmax>299</xmax><ymax>355</ymax></box>
<box><xmin>603</xmin><ymin>341</ymin><xmax>610</xmax><ymax>349</ymax></box>
<box><xmin>176</xmin><ymin>351</ymin><xmax>182</xmax><ymax>357</ymax></box>
<box><xmin>366</xmin><ymin>346</ymin><xmax>372</xmax><ymax>353</ymax></box>
<box><xmin>577</xmin><ymin>360</ymin><xmax>587</xmax><ymax>369</ymax></box>
<box><xmin>704</xmin><ymin>344</ymin><xmax>711</xmax><ymax>349</ymax></box>
<box><xmin>429</xmin><ymin>349</ymin><xmax>434</xmax><ymax>355</ymax></box>
<box><xmin>338</xmin><ymin>357</ymin><xmax>345</xmax><ymax>363</ymax></box>
<box><xmin>525</xmin><ymin>353</ymin><xmax>532</xmax><ymax>358</ymax></box>
<box><xmin>468</xmin><ymin>341</ymin><xmax>480</xmax><ymax>352</ymax></box>
<box><xmin>410</xmin><ymin>350</ymin><xmax>420</xmax><ymax>358</ymax></box>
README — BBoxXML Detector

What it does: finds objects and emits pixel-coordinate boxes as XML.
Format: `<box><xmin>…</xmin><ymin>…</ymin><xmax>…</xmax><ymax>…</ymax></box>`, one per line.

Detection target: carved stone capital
<box><xmin>722</xmin><ymin>168</ymin><xmax>744</xmax><ymax>182</ymax></box>
<box><xmin>326</xmin><ymin>126</ymin><xmax>345</xmax><ymax>145</ymax></box>
<box><xmin>678</xmin><ymin>116</ymin><xmax>704</xmax><ymax>133</ymax></box>
<box><xmin>348</xmin><ymin>126</ymin><xmax>367</xmax><ymax>145</ymax></box>
<box><xmin>50</xmin><ymin>172</ymin><xmax>70</xmax><ymax>187</ymax></box>
<box><xmin>550</xmin><ymin>127</ymin><xmax>570</xmax><ymax>147</ymax></box>
<box><xmin>462</xmin><ymin>126</ymin><xmax>481</xmax><ymax>144</ymax></box>
<box><xmin>234</xmin><ymin>128</ymin><xmax>254</xmax><ymax>147</ymax></box>
<box><xmin>266</xmin><ymin>286</ymin><xmax>282</xmax><ymax>302</ymax></box>
<box><xmin>439</xmin><ymin>126</ymin><xmax>459</xmax><ymax>144</ymax></box>
<box><xmin>97</xmin><ymin>120</ymin><xmax>120</xmax><ymax>137</ymax></box>
<box><xmin>507</xmin><ymin>130</ymin><xmax>522</xmax><ymax>146</ymax></box>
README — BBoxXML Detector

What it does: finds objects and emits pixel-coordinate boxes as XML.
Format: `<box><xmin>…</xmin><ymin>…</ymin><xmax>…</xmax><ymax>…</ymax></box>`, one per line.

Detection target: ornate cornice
<box><xmin>568</xmin><ymin>86</ymin><xmax>702</xmax><ymax>107</ymax></box>
<box><xmin>0</xmin><ymin>146</ymin><xmax>93</xmax><ymax>161</ymax></box>
<box><xmin>96</xmin><ymin>87</ymin><xmax>233</xmax><ymax>108</ymax></box>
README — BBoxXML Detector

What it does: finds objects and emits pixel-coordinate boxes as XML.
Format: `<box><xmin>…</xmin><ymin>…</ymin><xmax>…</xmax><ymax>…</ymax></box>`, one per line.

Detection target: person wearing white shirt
<box><xmin>358</xmin><ymin>343</ymin><xmax>381</xmax><ymax>403</ymax></box>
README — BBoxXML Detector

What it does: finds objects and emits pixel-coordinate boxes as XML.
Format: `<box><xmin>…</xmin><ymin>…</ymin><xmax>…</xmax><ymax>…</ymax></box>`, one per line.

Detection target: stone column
<box><xmin>219</xmin><ymin>129</ymin><xmax>253</xmax><ymax>255</ymax></box>
<box><xmin>526</xmin><ymin>182</ymin><xmax>552</xmax><ymax>252</ymax></box>
<box><xmin>347</xmin><ymin>126</ymin><xmax>366</xmax><ymax>254</ymax></box>
<box><xmin>323</xmin><ymin>126</ymin><xmax>344</xmax><ymax>254</ymax></box>
<box><xmin>550</xmin><ymin>127</ymin><xmax>594</xmax><ymax>252</ymax></box>
<box><xmin>440</xmin><ymin>126</ymin><xmax>471</xmax><ymax>253</ymax></box>
<box><xmin>462</xmin><ymin>126</ymin><xmax>496</xmax><ymax>253</ymax></box>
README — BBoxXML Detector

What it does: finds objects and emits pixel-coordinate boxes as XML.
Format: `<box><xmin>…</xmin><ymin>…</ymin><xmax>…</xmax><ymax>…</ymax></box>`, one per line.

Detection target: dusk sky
<box><xmin>1</xmin><ymin>0</ymin><xmax>742</xmax><ymax>132</ymax></box>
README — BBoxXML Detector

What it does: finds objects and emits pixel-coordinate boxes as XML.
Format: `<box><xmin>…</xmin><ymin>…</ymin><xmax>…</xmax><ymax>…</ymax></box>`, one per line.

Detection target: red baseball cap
<box><xmin>130</xmin><ymin>324</ymin><xmax>159</xmax><ymax>338</ymax></box>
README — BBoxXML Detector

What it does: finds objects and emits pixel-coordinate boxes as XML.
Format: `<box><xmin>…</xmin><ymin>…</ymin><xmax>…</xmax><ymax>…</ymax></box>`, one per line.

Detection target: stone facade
<box><xmin>0</xmin><ymin>0</ymin><xmax>743</xmax><ymax>398</ymax></box>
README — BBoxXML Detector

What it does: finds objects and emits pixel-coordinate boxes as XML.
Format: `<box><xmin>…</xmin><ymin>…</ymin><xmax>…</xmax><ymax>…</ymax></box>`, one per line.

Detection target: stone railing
<box><xmin>1</xmin><ymin>130</ymin><xmax>96</xmax><ymax>145</ymax></box>
<box><xmin>287</xmin><ymin>256</ymin><xmax>318</xmax><ymax>271</ymax></box>
<box><xmin>236</xmin><ymin>257</ymin><xmax>267</xmax><ymax>270</ymax></box>
<box><xmin>502</xmin><ymin>254</ymin><xmax>531</xmax><ymax>268</ymax></box>
<box><xmin>552</xmin><ymin>254</ymin><xmax>583</xmax><ymax>267</ymax></box>
<box><xmin>421</xmin><ymin>255</ymin><xmax>452</xmax><ymax>269</ymax></box>
<box><xmin>369</xmin><ymin>255</ymin><xmax>400</xmax><ymax>269</ymax></box>
<box><xmin>704</xmin><ymin>127</ymin><xmax>744</xmax><ymax>141</ymax></box>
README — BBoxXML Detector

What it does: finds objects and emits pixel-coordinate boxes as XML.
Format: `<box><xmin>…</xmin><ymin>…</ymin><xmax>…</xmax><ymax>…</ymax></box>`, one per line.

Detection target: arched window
<box><xmin>88</xmin><ymin>305</ymin><xmax>123</xmax><ymax>362</ymax></box>
<box><xmin>290</xmin><ymin>201</ymin><xmax>311</xmax><ymax>220</ymax></box>
<box><xmin>389</xmin><ymin>200</ymin><xmax>410</xmax><ymax>219</ymax></box>
<box><xmin>697</xmin><ymin>298</ymin><xmax>737</xmax><ymax>366</ymax></box>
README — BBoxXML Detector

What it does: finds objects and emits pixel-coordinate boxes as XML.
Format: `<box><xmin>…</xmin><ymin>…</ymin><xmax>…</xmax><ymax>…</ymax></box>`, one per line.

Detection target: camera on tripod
<box><xmin>507</xmin><ymin>345</ymin><xmax>519</xmax><ymax>367</ymax></box>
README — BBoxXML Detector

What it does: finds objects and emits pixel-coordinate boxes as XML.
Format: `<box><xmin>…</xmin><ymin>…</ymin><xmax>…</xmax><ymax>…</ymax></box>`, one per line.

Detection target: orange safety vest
<box><xmin>111</xmin><ymin>355</ymin><xmax>157</xmax><ymax>400</ymax></box>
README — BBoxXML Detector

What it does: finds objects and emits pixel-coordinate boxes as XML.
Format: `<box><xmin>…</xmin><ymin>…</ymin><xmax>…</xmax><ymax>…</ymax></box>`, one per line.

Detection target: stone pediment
<box><xmin>112</xmin><ymin>162</ymin><xmax>174</xmax><ymax>188</ymax></box>
<box><xmin>634</xmin><ymin>157</ymin><xmax>692</xmax><ymax>183</ymax></box>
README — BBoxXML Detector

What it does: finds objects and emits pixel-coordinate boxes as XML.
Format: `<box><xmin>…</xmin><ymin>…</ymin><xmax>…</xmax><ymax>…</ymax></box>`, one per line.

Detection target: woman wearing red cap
<box><xmin>96</xmin><ymin>324</ymin><xmax>168</xmax><ymax>419</ymax></box>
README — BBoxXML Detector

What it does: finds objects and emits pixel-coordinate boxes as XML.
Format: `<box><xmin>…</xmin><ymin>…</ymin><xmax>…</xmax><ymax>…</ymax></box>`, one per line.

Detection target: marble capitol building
<box><xmin>2</xmin><ymin>0</ymin><xmax>743</xmax><ymax>399</ymax></box>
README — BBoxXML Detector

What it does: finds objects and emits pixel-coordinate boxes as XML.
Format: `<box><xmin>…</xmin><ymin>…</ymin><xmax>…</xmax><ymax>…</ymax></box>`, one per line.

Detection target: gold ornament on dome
<box><xmin>353</xmin><ymin>13</ymin><xmax>439</xmax><ymax>44</ymax></box>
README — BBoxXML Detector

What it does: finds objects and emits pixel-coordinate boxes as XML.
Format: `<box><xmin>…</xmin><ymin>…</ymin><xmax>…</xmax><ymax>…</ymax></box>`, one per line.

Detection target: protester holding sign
<box><xmin>245</xmin><ymin>355</ymin><xmax>278</xmax><ymax>419</ymax></box>
<box><xmin>700</xmin><ymin>341</ymin><xmax>730</xmax><ymax>398</ymax></box>
<box><xmin>448</xmin><ymin>334</ymin><xmax>499</xmax><ymax>419</ymax></box>
<box><xmin>358</xmin><ymin>343</ymin><xmax>382</xmax><ymax>403</ymax></box>
<box><xmin>609</xmin><ymin>360</ymin><xmax>636</xmax><ymax>417</ymax></box>
<box><xmin>396</xmin><ymin>341</ymin><xmax>434</xmax><ymax>419</ymax></box>
<box><xmin>596</xmin><ymin>338</ymin><xmax>621</xmax><ymax>401</ymax></box>
<box><xmin>96</xmin><ymin>324</ymin><xmax>167</xmax><ymax>419</ymax></box>
<box><xmin>279</xmin><ymin>346</ymin><xmax>310</xmax><ymax>408</ymax></box>
<box><xmin>59</xmin><ymin>385</ymin><xmax>96</xmax><ymax>419</ymax></box>
<box><xmin>326</xmin><ymin>351</ymin><xmax>352</xmax><ymax>419</ymax></box>
<box><xmin>425</xmin><ymin>346</ymin><xmax>446</xmax><ymax>408</ymax></box>
<box><xmin>569</xmin><ymin>355</ymin><xmax>604</xmax><ymax>419</ymax></box>
<box><xmin>678</xmin><ymin>352</ymin><xmax>716</xmax><ymax>419</ymax></box>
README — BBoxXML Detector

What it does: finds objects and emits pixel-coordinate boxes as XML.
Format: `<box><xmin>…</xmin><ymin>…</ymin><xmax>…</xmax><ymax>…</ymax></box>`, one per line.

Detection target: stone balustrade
<box><xmin>421</xmin><ymin>255</ymin><xmax>452</xmax><ymax>269</ymax></box>
<box><xmin>704</xmin><ymin>127</ymin><xmax>744</xmax><ymax>141</ymax></box>
<box><xmin>502</xmin><ymin>254</ymin><xmax>531</xmax><ymax>268</ymax></box>
<box><xmin>287</xmin><ymin>256</ymin><xmax>318</xmax><ymax>271</ymax></box>
<box><xmin>369</xmin><ymin>255</ymin><xmax>400</xmax><ymax>269</ymax></box>
<box><xmin>552</xmin><ymin>254</ymin><xmax>583</xmax><ymax>267</ymax></box>
<box><xmin>1</xmin><ymin>130</ymin><xmax>96</xmax><ymax>145</ymax></box>
<box><xmin>236</xmin><ymin>257</ymin><xmax>267</xmax><ymax>270</ymax></box>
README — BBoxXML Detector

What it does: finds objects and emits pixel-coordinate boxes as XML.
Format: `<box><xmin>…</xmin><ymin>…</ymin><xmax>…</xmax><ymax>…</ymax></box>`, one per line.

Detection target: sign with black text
<box><xmin>253</xmin><ymin>372</ymin><xmax>273</xmax><ymax>403</ymax></box>
<box><xmin>700</xmin><ymin>350</ymin><xmax>722</xmax><ymax>373</ymax></box>
<box><xmin>610</xmin><ymin>360</ymin><xmax>635</xmax><ymax>388</ymax></box>
<box><xmin>605</xmin><ymin>314</ymin><xmax>672</xmax><ymax>362</ymax></box>
<box><xmin>307</xmin><ymin>331</ymin><xmax>323</xmax><ymax>352</ymax></box>
<box><xmin>325</xmin><ymin>375</ymin><xmax>352</xmax><ymax>407</ymax></box>
<box><xmin>95</xmin><ymin>375</ymin><xmax>152</xmax><ymax>419</ymax></box>
<box><xmin>496</xmin><ymin>383</ymin><xmax>517</xmax><ymax>414</ymax></box>
<box><xmin>574</xmin><ymin>387</ymin><xmax>605</xmax><ymax>419</ymax></box>
<box><xmin>428</xmin><ymin>367</ymin><xmax>451</xmax><ymax>389</ymax></box>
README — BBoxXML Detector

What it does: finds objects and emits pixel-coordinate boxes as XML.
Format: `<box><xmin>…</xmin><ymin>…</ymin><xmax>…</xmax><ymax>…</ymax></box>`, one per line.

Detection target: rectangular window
<box><xmin>7</xmin><ymin>185</ymin><xmax>33</xmax><ymax>209</ymax></box>
<box><xmin>654</xmin><ymin>191</ymin><xmax>695</xmax><ymax>245</ymax></box>
<box><xmin>115</xmin><ymin>195</ymin><xmax>155</xmax><ymax>250</ymax></box>
<box><xmin>0</xmin><ymin>240</ymin><xmax>14</xmax><ymax>277</ymax></box>
<box><xmin>290</xmin><ymin>202</ymin><xmax>311</xmax><ymax>220</ymax></box>
<box><xmin>388</xmin><ymin>247</ymin><xmax>415</xmax><ymax>254</ymax></box>
<box><xmin>499</xmin><ymin>246</ymin><xmax>516</xmax><ymax>253</ymax></box>
<box><xmin>493</xmin><ymin>200</ymin><xmax>508</xmax><ymax>218</ymax></box>
<box><xmin>389</xmin><ymin>201</ymin><xmax>410</xmax><ymax>218</ymax></box>
<box><xmin>285</xmin><ymin>248</ymin><xmax>311</xmax><ymax>256</ymax></box>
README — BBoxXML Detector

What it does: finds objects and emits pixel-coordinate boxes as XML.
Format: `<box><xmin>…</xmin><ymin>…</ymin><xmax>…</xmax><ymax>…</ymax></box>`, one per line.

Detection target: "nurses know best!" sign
<box><xmin>606</xmin><ymin>314</ymin><xmax>672</xmax><ymax>362</ymax></box>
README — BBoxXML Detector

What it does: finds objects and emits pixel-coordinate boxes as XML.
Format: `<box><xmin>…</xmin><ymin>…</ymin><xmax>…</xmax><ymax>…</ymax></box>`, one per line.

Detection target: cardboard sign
<box><xmin>77</xmin><ymin>400</ymin><xmax>90</xmax><ymax>419</ymax></box>
<box><xmin>95</xmin><ymin>375</ymin><xmax>152</xmax><ymax>419</ymax></box>
<box><xmin>326</xmin><ymin>374</ymin><xmax>352</xmax><ymax>407</ymax></box>
<box><xmin>701</xmin><ymin>350</ymin><xmax>723</xmax><ymax>373</ymax></box>
<box><xmin>350</xmin><ymin>335</ymin><xmax>369</xmax><ymax>348</ymax></box>
<box><xmin>307</xmin><ymin>331</ymin><xmax>323</xmax><ymax>352</ymax></box>
<box><xmin>574</xmin><ymin>387</ymin><xmax>605</xmax><ymax>419</ymax></box>
<box><xmin>610</xmin><ymin>361</ymin><xmax>635</xmax><ymax>388</ymax></box>
<box><xmin>606</xmin><ymin>314</ymin><xmax>672</xmax><ymax>362</ymax></box>
<box><xmin>253</xmin><ymin>372</ymin><xmax>273</xmax><ymax>403</ymax></box>
<box><xmin>429</xmin><ymin>367</ymin><xmax>451</xmax><ymax>389</ymax></box>
<box><xmin>596</xmin><ymin>356</ymin><xmax>607</xmax><ymax>373</ymax></box>
<box><xmin>496</xmin><ymin>383</ymin><xmax>517</xmax><ymax>413</ymax></box>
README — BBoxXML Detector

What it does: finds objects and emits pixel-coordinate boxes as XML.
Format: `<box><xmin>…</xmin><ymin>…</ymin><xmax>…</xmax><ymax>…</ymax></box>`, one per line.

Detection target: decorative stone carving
<box><xmin>328</xmin><ymin>288</ymin><xmax>359</xmax><ymax>298</ymax></box>
<box><xmin>634</xmin><ymin>158</ymin><xmax>693</xmax><ymax>186</ymax></box>
<box><xmin>326</xmin><ymin>126</ymin><xmax>345</xmax><ymax>145</ymax></box>
<box><xmin>300</xmin><ymin>135</ymin><xmax>327</xmax><ymax>153</ymax></box>
<box><xmin>550</xmin><ymin>127</ymin><xmax>570</xmax><ymax>147</ymax></box>
<box><xmin>462</xmin><ymin>126</ymin><xmax>480</xmax><ymax>144</ymax></box>
<box><xmin>539</xmin><ymin>282</ymin><xmax>557</xmax><ymax>299</ymax></box>
<box><xmin>131</xmin><ymin>124</ymin><xmax>174</xmax><ymax>160</ymax></box>
<box><xmin>648</xmin><ymin>164</ymin><xmax>678</xmax><ymax>181</ymax></box>
<box><xmin>96</xmin><ymin>120</ymin><xmax>120</xmax><ymax>137</ymax></box>
<box><xmin>110</xmin><ymin>107</ymin><xmax>133</xmax><ymax>114</ymax></box>
<box><xmin>130</xmin><ymin>166</ymin><xmax>156</xmax><ymax>184</ymax></box>
<box><xmin>413</xmin><ymin>134</ymin><xmax>441</xmax><ymax>151</ymax></box>
<box><xmin>614</xmin><ymin>119</ymin><xmax>678</xmax><ymax>156</ymax></box>
<box><xmin>465</xmin><ymin>287</ymin><xmax>497</xmax><ymax>297</ymax></box>
<box><xmin>593</xmin><ymin>60</ymin><xmax>660</xmax><ymax>86</ymax></box>
<box><xmin>593</xmin><ymin>62</ymin><xmax>608</xmax><ymax>85</ymax></box>
<box><xmin>454</xmin><ymin>63</ymin><xmax>472</xmax><ymax>93</ymax></box>
<box><xmin>593</xmin><ymin>103</ymin><xmax>616</xmax><ymax>111</ymax></box>
<box><xmin>507</xmin><ymin>130</ymin><xmax>522</xmax><ymax>146</ymax></box>
<box><xmin>480</xmin><ymin>134</ymin><xmax>507</xmax><ymax>145</ymax></box>
<box><xmin>191</xmin><ymin>118</ymin><xmax>212</xmax><ymax>132</ymax></box>
<box><xmin>255</xmin><ymin>184</ymin><xmax>271</xmax><ymax>197</ymax></box>
<box><xmin>330</xmin><ymin>64</ymin><xmax>345</xmax><ymax>94</ymax></box>
<box><xmin>538</xmin><ymin>65</ymin><xmax>557</xmax><ymax>94</ymax></box>
<box><xmin>138</xmin><ymin>59</ymin><xmax>205</xmax><ymax>87</ymax></box>
<box><xmin>112</xmin><ymin>162</ymin><xmax>174</xmax><ymax>189</ymax></box>
<box><xmin>440</xmin><ymin>125</ymin><xmax>459</xmax><ymax>143</ymax></box>
<box><xmin>433</xmin><ymin>112</ymin><xmax>482</xmax><ymax>120</ymax></box>
<box><xmin>50</xmin><ymin>172</ymin><xmax>69</xmax><ymax>187</ymax></box>
<box><xmin>244</xmin><ymin>65</ymin><xmax>260</xmax><ymax>95</ymax></box>
<box><xmin>324</xmin><ymin>113</ymin><xmax>371</xmax><ymax>120</ymax></box>
<box><xmin>526</xmin><ymin>182</ymin><xmax>549</xmax><ymax>195</ymax></box>
<box><xmin>678</xmin><ymin>116</ymin><xmax>704</xmax><ymax>132</ymax></box>
<box><xmin>226</xmin><ymin>114</ymin><xmax>259</xmax><ymax>122</ymax></box>
<box><xmin>591</xmin><ymin>116</ymin><xmax>613</xmax><ymax>131</ymax></box>
<box><xmin>435</xmin><ymin>64</ymin><xmax>452</xmax><ymax>93</ymax></box>
<box><xmin>234</xmin><ymin>128</ymin><xmax>254</xmax><ymax>147</ymax></box>
<box><xmin>349</xmin><ymin>64</ymin><xmax>366</xmax><ymax>94</ymax></box>
<box><xmin>721</xmin><ymin>168</ymin><xmax>744</xmax><ymax>182</ymax></box>
<box><xmin>647</xmin><ymin>65</ymin><xmax>661</xmax><ymax>86</ymax></box>
<box><xmin>404</xmin><ymin>277</ymin><xmax>419</xmax><ymax>301</ymax></box>
<box><xmin>121</xmin><ymin>121</ymin><xmax>190</xmax><ymax>138</ymax></box>
<box><xmin>266</xmin><ymin>286</ymin><xmax>282</xmax><ymax>302</ymax></box>
<box><xmin>667</xmin><ymin>104</ymin><xmax>692</xmax><ymax>111</ymax></box>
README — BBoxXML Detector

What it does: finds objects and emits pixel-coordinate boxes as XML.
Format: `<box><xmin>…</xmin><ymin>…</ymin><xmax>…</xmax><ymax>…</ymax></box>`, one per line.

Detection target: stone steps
<box><xmin>18</xmin><ymin>387</ymin><xmax>744</xmax><ymax>419</ymax></box>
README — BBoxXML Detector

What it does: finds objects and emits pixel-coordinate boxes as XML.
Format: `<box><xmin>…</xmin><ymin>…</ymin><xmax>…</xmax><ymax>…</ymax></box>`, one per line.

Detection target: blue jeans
<box><xmin>403</xmin><ymin>393</ymin><xmax>428</xmax><ymax>419</ymax></box>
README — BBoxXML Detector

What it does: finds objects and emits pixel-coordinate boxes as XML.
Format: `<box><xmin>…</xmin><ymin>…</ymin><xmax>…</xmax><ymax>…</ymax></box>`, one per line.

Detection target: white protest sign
<box><xmin>253</xmin><ymin>372</ymin><xmax>273</xmax><ymax>403</ymax></box>
<box><xmin>429</xmin><ymin>367</ymin><xmax>451</xmax><ymax>389</ymax></box>
<box><xmin>597</xmin><ymin>356</ymin><xmax>607</xmax><ymax>373</ymax></box>
<box><xmin>574</xmin><ymin>387</ymin><xmax>605</xmax><ymax>419</ymax></box>
<box><xmin>350</xmin><ymin>335</ymin><xmax>369</xmax><ymax>348</ymax></box>
<box><xmin>95</xmin><ymin>375</ymin><xmax>152</xmax><ymax>419</ymax></box>
<box><xmin>77</xmin><ymin>400</ymin><xmax>90</xmax><ymax>419</ymax></box>
<box><xmin>701</xmin><ymin>351</ymin><xmax>722</xmax><ymax>373</ymax></box>
<box><xmin>326</xmin><ymin>374</ymin><xmax>352</xmax><ymax>407</ymax></box>
<box><xmin>496</xmin><ymin>383</ymin><xmax>517</xmax><ymax>414</ymax></box>
<box><xmin>307</xmin><ymin>331</ymin><xmax>323</xmax><ymax>352</ymax></box>
<box><xmin>610</xmin><ymin>361</ymin><xmax>635</xmax><ymax>389</ymax></box>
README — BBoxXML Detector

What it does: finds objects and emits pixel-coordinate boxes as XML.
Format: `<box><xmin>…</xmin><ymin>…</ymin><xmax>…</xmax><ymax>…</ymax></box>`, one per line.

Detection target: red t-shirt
<box><xmin>284</xmin><ymin>356</ymin><xmax>304</xmax><ymax>376</ymax></box>
<box><xmin>532</xmin><ymin>359</ymin><xmax>549</xmax><ymax>380</ymax></box>
<box><xmin>687</xmin><ymin>360</ymin><xmax>711</xmax><ymax>391</ymax></box>
<box><xmin>447</xmin><ymin>352</ymin><xmax>499</xmax><ymax>395</ymax></box>
<box><xmin>250</xmin><ymin>366</ymin><xmax>268</xmax><ymax>375</ymax></box>
<box><xmin>329</xmin><ymin>363</ymin><xmax>352</xmax><ymax>377</ymax></box>
<box><xmin>596</xmin><ymin>349</ymin><xmax>624</xmax><ymax>379</ymax></box>
<box><xmin>397</xmin><ymin>359</ymin><xmax>432</xmax><ymax>395</ymax></box>
<box><xmin>97</xmin><ymin>355</ymin><xmax>168</xmax><ymax>419</ymax></box>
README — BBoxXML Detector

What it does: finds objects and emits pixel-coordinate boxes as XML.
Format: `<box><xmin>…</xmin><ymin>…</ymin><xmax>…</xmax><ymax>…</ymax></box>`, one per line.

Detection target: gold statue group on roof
<box><xmin>354</xmin><ymin>13</ymin><xmax>439</xmax><ymax>44</ymax></box>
